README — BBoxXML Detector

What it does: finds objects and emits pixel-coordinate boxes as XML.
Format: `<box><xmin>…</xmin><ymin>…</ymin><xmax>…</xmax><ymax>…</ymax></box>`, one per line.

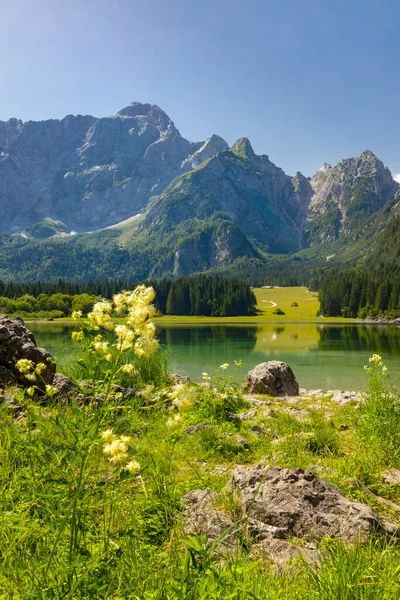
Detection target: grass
<box><xmin>23</xmin><ymin>287</ymin><xmax>358</xmax><ymax>325</ymax></box>
<box><xmin>1</xmin><ymin>344</ymin><xmax>400</xmax><ymax>597</ymax></box>
<box><xmin>156</xmin><ymin>286</ymin><xmax>357</xmax><ymax>325</ymax></box>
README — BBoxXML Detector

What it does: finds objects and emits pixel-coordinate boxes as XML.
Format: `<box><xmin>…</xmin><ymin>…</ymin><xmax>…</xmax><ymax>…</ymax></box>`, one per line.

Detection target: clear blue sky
<box><xmin>1</xmin><ymin>0</ymin><xmax>400</xmax><ymax>177</ymax></box>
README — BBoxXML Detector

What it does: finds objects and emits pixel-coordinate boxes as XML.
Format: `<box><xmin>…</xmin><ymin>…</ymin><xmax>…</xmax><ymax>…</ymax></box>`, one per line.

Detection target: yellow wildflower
<box><xmin>71</xmin><ymin>331</ymin><xmax>84</xmax><ymax>342</ymax></box>
<box><xmin>101</xmin><ymin>429</ymin><xmax>115</xmax><ymax>443</ymax></box>
<box><xmin>124</xmin><ymin>460</ymin><xmax>141</xmax><ymax>474</ymax></box>
<box><xmin>166</xmin><ymin>414</ymin><xmax>182</xmax><ymax>429</ymax></box>
<box><xmin>219</xmin><ymin>363</ymin><xmax>229</xmax><ymax>370</ymax></box>
<box><xmin>122</xmin><ymin>364</ymin><xmax>135</xmax><ymax>374</ymax></box>
<box><xmin>26</xmin><ymin>387</ymin><xmax>35</xmax><ymax>397</ymax></box>
<box><xmin>16</xmin><ymin>359</ymin><xmax>34</xmax><ymax>374</ymax></box>
<box><xmin>35</xmin><ymin>363</ymin><xmax>46</xmax><ymax>375</ymax></box>
<box><xmin>45</xmin><ymin>385</ymin><xmax>58</xmax><ymax>397</ymax></box>
<box><xmin>71</xmin><ymin>310</ymin><xmax>83</xmax><ymax>320</ymax></box>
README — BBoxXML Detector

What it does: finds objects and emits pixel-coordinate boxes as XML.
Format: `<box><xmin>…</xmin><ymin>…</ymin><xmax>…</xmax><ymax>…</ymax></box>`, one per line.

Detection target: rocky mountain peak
<box><xmin>115</xmin><ymin>102</ymin><xmax>172</xmax><ymax>131</ymax></box>
<box><xmin>231</xmin><ymin>137</ymin><xmax>255</xmax><ymax>159</ymax></box>
<box><xmin>181</xmin><ymin>134</ymin><xmax>228</xmax><ymax>172</ymax></box>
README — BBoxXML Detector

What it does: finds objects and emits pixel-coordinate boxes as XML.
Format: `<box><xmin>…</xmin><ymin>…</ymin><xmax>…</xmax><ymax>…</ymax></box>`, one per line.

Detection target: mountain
<box><xmin>0</xmin><ymin>103</ymin><xmax>228</xmax><ymax>235</ymax></box>
<box><xmin>305</xmin><ymin>150</ymin><xmax>398</xmax><ymax>245</ymax></box>
<box><xmin>0</xmin><ymin>101</ymin><xmax>399</xmax><ymax>282</ymax></box>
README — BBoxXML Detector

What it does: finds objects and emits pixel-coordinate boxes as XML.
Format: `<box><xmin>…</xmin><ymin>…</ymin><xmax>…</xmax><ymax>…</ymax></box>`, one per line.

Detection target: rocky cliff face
<box><xmin>305</xmin><ymin>150</ymin><xmax>398</xmax><ymax>244</ymax></box>
<box><xmin>0</xmin><ymin>103</ymin><xmax>226</xmax><ymax>235</ymax></box>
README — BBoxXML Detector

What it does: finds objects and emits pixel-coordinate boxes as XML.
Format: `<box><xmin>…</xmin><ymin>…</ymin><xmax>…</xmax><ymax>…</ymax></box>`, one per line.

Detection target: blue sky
<box><xmin>1</xmin><ymin>0</ymin><xmax>400</xmax><ymax>177</ymax></box>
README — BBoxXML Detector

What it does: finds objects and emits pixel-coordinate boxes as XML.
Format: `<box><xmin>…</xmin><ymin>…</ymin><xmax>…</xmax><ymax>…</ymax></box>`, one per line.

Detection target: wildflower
<box><xmin>45</xmin><ymin>385</ymin><xmax>58</xmax><ymax>397</ymax></box>
<box><xmin>26</xmin><ymin>373</ymin><xmax>37</xmax><ymax>382</ymax></box>
<box><xmin>122</xmin><ymin>363</ymin><xmax>135</xmax><ymax>374</ymax></box>
<box><xmin>92</xmin><ymin>338</ymin><xmax>110</xmax><ymax>354</ymax></box>
<box><xmin>166</xmin><ymin>414</ymin><xmax>182</xmax><ymax>429</ymax></box>
<box><xmin>202</xmin><ymin>372</ymin><xmax>211</xmax><ymax>382</ymax></box>
<box><xmin>16</xmin><ymin>359</ymin><xmax>34</xmax><ymax>374</ymax></box>
<box><xmin>71</xmin><ymin>330</ymin><xmax>84</xmax><ymax>342</ymax></box>
<box><xmin>72</xmin><ymin>310</ymin><xmax>83</xmax><ymax>320</ymax></box>
<box><xmin>139</xmin><ymin>385</ymin><xmax>155</xmax><ymax>402</ymax></box>
<box><xmin>115</xmin><ymin>325</ymin><xmax>135</xmax><ymax>351</ymax></box>
<box><xmin>124</xmin><ymin>460</ymin><xmax>141</xmax><ymax>474</ymax></box>
<box><xmin>369</xmin><ymin>354</ymin><xmax>383</xmax><ymax>366</ymax></box>
<box><xmin>101</xmin><ymin>429</ymin><xmax>115</xmax><ymax>443</ymax></box>
<box><xmin>134</xmin><ymin>336</ymin><xmax>159</xmax><ymax>358</ymax></box>
<box><xmin>103</xmin><ymin>438</ymin><xmax>129</xmax><ymax>464</ymax></box>
<box><xmin>26</xmin><ymin>387</ymin><xmax>35</xmax><ymax>397</ymax></box>
<box><xmin>35</xmin><ymin>363</ymin><xmax>46</xmax><ymax>375</ymax></box>
<box><xmin>233</xmin><ymin>359</ymin><xmax>243</xmax><ymax>368</ymax></box>
<box><xmin>219</xmin><ymin>363</ymin><xmax>229</xmax><ymax>370</ymax></box>
<box><xmin>170</xmin><ymin>385</ymin><xmax>197</xmax><ymax>412</ymax></box>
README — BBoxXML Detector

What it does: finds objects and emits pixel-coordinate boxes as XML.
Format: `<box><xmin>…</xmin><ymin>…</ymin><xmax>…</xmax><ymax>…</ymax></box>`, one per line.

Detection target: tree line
<box><xmin>318</xmin><ymin>267</ymin><xmax>400</xmax><ymax>318</ymax></box>
<box><xmin>0</xmin><ymin>274</ymin><xmax>257</xmax><ymax>318</ymax></box>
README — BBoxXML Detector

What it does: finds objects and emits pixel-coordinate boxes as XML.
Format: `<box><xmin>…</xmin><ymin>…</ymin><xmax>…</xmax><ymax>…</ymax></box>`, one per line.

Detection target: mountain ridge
<box><xmin>0</xmin><ymin>102</ymin><xmax>399</xmax><ymax>281</ymax></box>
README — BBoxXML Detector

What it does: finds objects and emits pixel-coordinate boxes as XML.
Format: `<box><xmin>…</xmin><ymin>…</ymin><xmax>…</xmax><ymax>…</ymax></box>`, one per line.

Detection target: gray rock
<box><xmin>184</xmin><ymin>423</ymin><xmax>217</xmax><ymax>435</ymax></box>
<box><xmin>0</xmin><ymin>316</ymin><xmax>55</xmax><ymax>391</ymax></box>
<box><xmin>181</xmin><ymin>489</ymin><xmax>239</xmax><ymax>554</ymax></box>
<box><xmin>52</xmin><ymin>373</ymin><xmax>78</xmax><ymax>396</ymax></box>
<box><xmin>182</xmin><ymin>465</ymin><xmax>399</xmax><ymax>567</ymax></box>
<box><xmin>328</xmin><ymin>390</ymin><xmax>363</xmax><ymax>405</ymax></box>
<box><xmin>244</xmin><ymin>361</ymin><xmax>299</xmax><ymax>396</ymax></box>
<box><xmin>230</xmin><ymin>466</ymin><xmax>397</xmax><ymax>543</ymax></box>
<box><xmin>381</xmin><ymin>469</ymin><xmax>400</xmax><ymax>485</ymax></box>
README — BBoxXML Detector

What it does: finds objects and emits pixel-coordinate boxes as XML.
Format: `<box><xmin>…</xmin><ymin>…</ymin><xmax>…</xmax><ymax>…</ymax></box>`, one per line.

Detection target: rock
<box><xmin>184</xmin><ymin>423</ymin><xmax>217</xmax><ymax>435</ymax></box>
<box><xmin>230</xmin><ymin>466</ymin><xmax>397</xmax><ymax>543</ymax></box>
<box><xmin>381</xmin><ymin>469</ymin><xmax>400</xmax><ymax>485</ymax></box>
<box><xmin>231</xmin><ymin>409</ymin><xmax>257</xmax><ymax>421</ymax></box>
<box><xmin>244</xmin><ymin>362</ymin><xmax>299</xmax><ymax>396</ymax></box>
<box><xmin>52</xmin><ymin>374</ymin><xmax>78</xmax><ymax>396</ymax></box>
<box><xmin>181</xmin><ymin>489</ymin><xmax>239</xmax><ymax>554</ymax></box>
<box><xmin>0</xmin><ymin>316</ymin><xmax>55</xmax><ymax>391</ymax></box>
<box><xmin>328</xmin><ymin>390</ymin><xmax>363</xmax><ymax>405</ymax></box>
<box><xmin>249</xmin><ymin>425</ymin><xmax>267</xmax><ymax>435</ymax></box>
<box><xmin>171</xmin><ymin>373</ymin><xmax>192</xmax><ymax>385</ymax></box>
<box><xmin>251</xmin><ymin>536</ymin><xmax>319</xmax><ymax>571</ymax></box>
<box><xmin>182</xmin><ymin>465</ymin><xmax>399</xmax><ymax>568</ymax></box>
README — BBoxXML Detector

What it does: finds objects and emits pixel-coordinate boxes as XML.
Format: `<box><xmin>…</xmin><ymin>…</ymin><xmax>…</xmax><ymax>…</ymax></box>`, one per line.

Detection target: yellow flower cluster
<box><xmin>169</xmin><ymin>384</ymin><xmax>197</xmax><ymax>413</ymax></box>
<box><xmin>71</xmin><ymin>331</ymin><xmax>84</xmax><ymax>342</ymax></box>
<box><xmin>73</xmin><ymin>285</ymin><xmax>159</xmax><ymax>361</ymax></box>
<box><xmin>16</xmin><ymin>359</ymin><xmax>48</xmax><ymax>382</ymax></box>
<box><xmin>364</xmin><ymin>353</ymin><xmax>388</xmax><ymax>375</ymax></box>
<box><xmin>100</xmin><ymin>429</ymin><xmax>140</xmax><ymax>472</ymax></box>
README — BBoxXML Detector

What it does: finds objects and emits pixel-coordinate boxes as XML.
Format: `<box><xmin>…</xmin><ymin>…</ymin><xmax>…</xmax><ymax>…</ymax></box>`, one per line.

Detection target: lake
<box><xmin>29</xmin><ymin>321</ymin><xmax>400</xmax><ymax>391</ymax></box>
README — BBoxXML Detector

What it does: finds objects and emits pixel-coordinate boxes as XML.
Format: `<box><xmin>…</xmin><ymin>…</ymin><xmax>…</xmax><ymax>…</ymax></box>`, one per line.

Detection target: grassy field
<box><xmin>22</xmin><ymin>287</ymin><xmax>356</xmax><ymax>325</ymax></box>
<box><xmin>156</xmin><ymin>286</ymin><xmax>355</xmax><ymax>324</ymax></box>
<box><xmin>1</xmin><ymin>341</ymin><xmax>400</xmax><ymax>597</ymax></box>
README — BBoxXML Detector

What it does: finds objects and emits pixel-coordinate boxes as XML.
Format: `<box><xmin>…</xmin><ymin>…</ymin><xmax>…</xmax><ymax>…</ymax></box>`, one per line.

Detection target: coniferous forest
<box><xmin>0</xmin><ymin>274</ymin><xmax>257</xmax><ymax>318</ymax></box>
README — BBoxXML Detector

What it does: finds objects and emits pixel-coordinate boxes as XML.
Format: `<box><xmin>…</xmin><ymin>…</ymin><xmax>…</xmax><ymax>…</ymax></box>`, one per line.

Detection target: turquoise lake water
<box><xmin>29</xmin><ymin>322</ymin><xmax>400</xmax><ymax>390</ymax></box>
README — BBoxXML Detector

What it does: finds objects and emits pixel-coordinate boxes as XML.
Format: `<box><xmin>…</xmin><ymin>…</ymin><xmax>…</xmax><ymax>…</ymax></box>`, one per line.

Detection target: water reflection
<box><xmin>29</xmin><ymin>321</ymin><xmax>400</xmax><ymax>391</ymax></box>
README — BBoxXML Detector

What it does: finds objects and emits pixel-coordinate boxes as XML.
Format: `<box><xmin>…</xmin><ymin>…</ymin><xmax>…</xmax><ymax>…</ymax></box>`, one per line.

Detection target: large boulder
<box><xmin>230</xmin><ymin>466</ymin><xmax>398</xmax><ymax>543</ymax></box>
<box><xmin>0</xmin><ymin>315</ymin><xmax>55</xmax><ymax>390</ymax></box>
<box><xmin>244</xmin><ymin>361</ymin><xmax>299</xmax><ymax>396</ymax></box>
<box><xmin>182</xmin><ymin>466</ymin><xmax>399</xmax><ymax>567</ymax></box>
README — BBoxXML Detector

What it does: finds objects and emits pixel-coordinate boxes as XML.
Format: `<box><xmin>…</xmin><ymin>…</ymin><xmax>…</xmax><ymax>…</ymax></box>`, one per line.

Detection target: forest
<box><xmin>0</xmin><ymin>274</ymin><xmax>257</xmax><ymax>318</ymax></box>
